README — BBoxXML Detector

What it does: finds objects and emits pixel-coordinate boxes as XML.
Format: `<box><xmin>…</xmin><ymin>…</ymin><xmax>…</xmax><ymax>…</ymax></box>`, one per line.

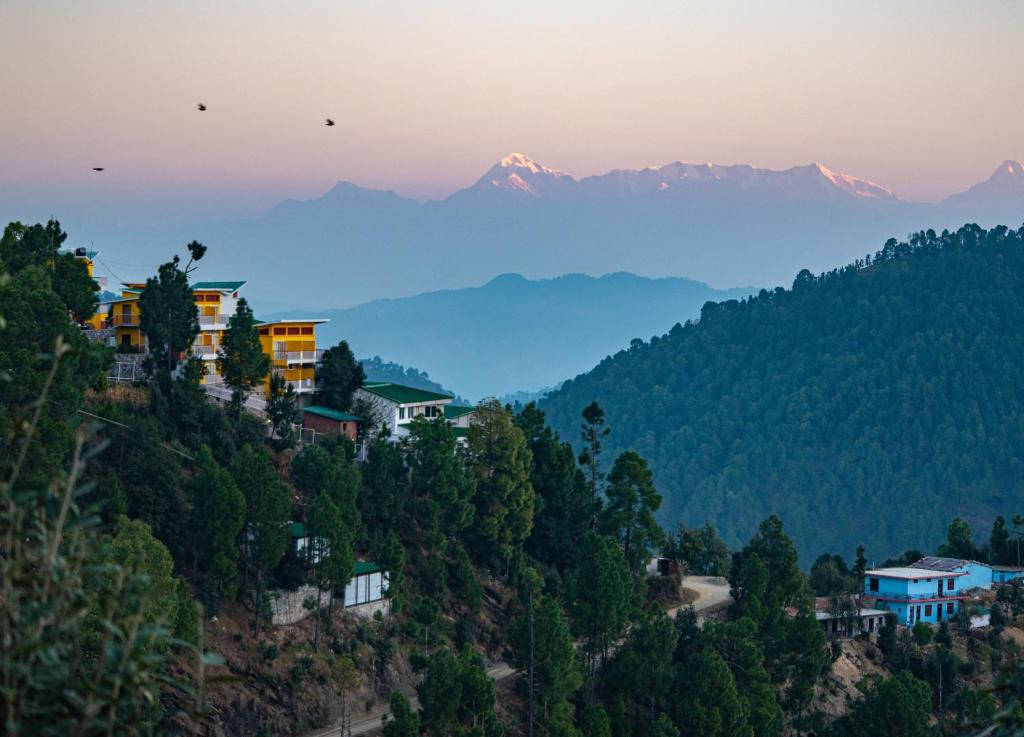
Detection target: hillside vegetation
<box><xmin>542</xmin><ymin>224</ymin><xmax>1024</xmax><ymax>561</ymax></box>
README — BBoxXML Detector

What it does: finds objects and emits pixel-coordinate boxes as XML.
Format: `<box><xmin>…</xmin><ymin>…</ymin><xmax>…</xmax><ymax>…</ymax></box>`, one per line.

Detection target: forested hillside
<box><xmin>542</xmin><ymin>224</ymin><xmax>1024</xmax><ymax>562</ymax></box>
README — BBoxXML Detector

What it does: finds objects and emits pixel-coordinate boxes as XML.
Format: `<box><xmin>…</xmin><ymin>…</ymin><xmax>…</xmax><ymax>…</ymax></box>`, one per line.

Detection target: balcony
<box><xmin>274</xmin><ymin>349</ymin><xmax>325</xmax><ymax>364</ymax></box>
<box><xmin>193</xmin><ymin>345</ymin><xmax>218</xmax><ymax>359</ymax></box>
<box><xmin>287</xmin><ymin>378</ymin><xmax>318</xmax><ymax>393</ymax></box>
<box><xmin>110</xmin><ymin>314</ymin><xmax>139</xmax><ymax>327</ymax></box>
<box><xmin>198</xmin><ymin>314</ymin><xmax>227</xmax><ymax>329</ymax></box>
<box><xmin>867</xmin><ymin>590</ymin><xmax>966</xmax><ymax>603</ymax></box>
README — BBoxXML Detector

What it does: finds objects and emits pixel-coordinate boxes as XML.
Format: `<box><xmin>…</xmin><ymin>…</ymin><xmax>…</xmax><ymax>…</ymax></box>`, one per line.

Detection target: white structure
<box><xmin>354</xmin><ymin>382</ymin><xmax>456</xmax><ymax>439</ymax></box>
<box><xmin>343</xmin><ymin>562</ymin><xmax>389</xmax><ymax>608</ymax></box>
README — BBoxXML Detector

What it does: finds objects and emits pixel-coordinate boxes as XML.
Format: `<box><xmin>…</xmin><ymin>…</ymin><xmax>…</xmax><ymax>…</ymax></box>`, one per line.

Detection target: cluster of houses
<box><xmin>815</xmin><ymin>555</ymin><xmax>1024</xmax><ymax>639</ymax></box>
<box><xmin>74</xmin><ymin>249</ymin><xmax>476</xmax><ymax>442</ymax></box>
<box><xmin>73</xmin><ymin>249</ymin><xmax>481</xmax><ymax>620</ymax></box>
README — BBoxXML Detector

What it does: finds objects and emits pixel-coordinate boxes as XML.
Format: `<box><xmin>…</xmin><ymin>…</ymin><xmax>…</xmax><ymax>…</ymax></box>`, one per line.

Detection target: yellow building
<box><xmin>257</xmin><ymin>318</ymin><xmax>328</xmax><ymax>398</ymax></box>
<box><xmin>107</xmin><ymin>295</ymin><xmax>145</xmax><ymax>352</ymax></box>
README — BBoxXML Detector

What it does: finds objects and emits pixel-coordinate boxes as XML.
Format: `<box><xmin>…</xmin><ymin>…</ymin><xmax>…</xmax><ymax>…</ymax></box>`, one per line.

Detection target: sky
<box><xmin>2</xmin><ymin>0</ymin><xmax>1023</xmax><ymax>225</ymax></box>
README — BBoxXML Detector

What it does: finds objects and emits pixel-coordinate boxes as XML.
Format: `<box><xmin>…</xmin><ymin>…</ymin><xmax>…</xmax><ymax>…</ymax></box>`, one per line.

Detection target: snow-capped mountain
<box><xmin>454</xmin><ymin>152</ymin><xmax>579</xmax><ymax>198</ymax></box>
<box><xmin>576</xmin><ymin>160</ymin><xmax>900</xmax><ymax>201</ymax></box>
<box><xmin>944</xmin><ymin>160</ymin><xmax>1024</xmax><ymax>208</ymax></box>
<box><xmin>85</xmin><ymin>154</ymin><xmax>1024</xmax><ymax>312</ymax></box>
<box><xmin>451</xmin><ymin>153</ymin><xmax>901</xmax><ymax>203</ymax></box>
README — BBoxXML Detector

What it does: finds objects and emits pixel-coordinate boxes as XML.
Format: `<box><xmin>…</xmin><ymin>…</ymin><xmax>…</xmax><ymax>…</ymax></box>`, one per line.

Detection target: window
<box><xmin>274</xmin><ymin>327</ymin><xmax>286</xmax><ymax>335</ymax></box>
<box><xmin>287</xmin><ymin>327</ymin><xmax>300</xmax><ymax>335</ymax></box>
<box><xmin>946</xmin><ymin>578</ymin><xmax>954</xmax><ymax>590</ymax></box>
<box><xmin>869</xmin><ymin>578</ymin><xmax>879</xmax><ymax>592</ymax></box>
<box><xmin>925</xmin><ymin>605</ymin><xmax>932</xmax><ymax>617</ymax></box>
<box><xmin>399</xmin><ymin>407</ymin><xmax>405</xmax><ymax>420</ymax></box>
<box><xmin>947</xmin><ymin>602</ymin><xmax>954</xmax><ymax>615</ymax></box>
<box><xmin>259</xmin><ymin>327</ymin><xmax>268</xmax><ymax>335</ymax></box>
<box><xmin>301</xmin><ymin>326</ymin><xmax>313</xmax><ymax>335</ymax></box>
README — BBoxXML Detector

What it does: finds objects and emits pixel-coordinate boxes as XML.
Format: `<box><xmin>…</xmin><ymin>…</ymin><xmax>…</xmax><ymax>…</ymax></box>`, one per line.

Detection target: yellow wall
<box><xmin>258</xmin><ymin>321</ymin><xmax>320</xmax><ymax>393</ymax></box>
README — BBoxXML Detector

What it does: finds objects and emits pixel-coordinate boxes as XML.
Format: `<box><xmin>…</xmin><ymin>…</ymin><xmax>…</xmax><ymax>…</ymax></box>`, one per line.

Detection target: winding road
<box><xmin>302</xmin><ymin>576</ymin><xmax>731</xmax><ymax>737</ymax></box>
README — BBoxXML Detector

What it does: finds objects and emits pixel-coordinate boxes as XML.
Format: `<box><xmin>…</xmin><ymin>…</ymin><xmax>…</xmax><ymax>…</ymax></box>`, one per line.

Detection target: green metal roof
<box><xmin>452</xmin><ymin>427</ymin><xmax>469</xmax><ymax>439</ymax></box>
<box><xmin>354</xmin><ymin>561</ymin><xmax>381</xmax><ymax>575</ymax></box>
<box><xmin>444</xmin><ymin>405</ymin><xmax>476</xmax><ymax>420</ymax></box>
<box><xmin>361</xmin><ymin>382</ymin><xmax>453</xmax><ymax>405</ymax></box>
<box><xmin>289</xmin><ymin>522</ymin><xmax>306</xmax><ymax>538</ymax></box>
<box><xmin>192</xmin><ymin>281</ymin><xmax>246</xmax><ymax>291</ymax></box>
<box><xmin>304</xmin><ymin>406</ymin><xmax>362</xmax><ymax>422</ymax></box>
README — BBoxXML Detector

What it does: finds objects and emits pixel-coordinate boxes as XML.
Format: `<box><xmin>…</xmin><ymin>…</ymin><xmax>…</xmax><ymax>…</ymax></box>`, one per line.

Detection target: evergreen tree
<box><xmin>383</xmin><ymin>693</ymin><xmax>420</xmax><ymax>737</ymax></box>
<box><xmin>578</xmin><ymin>401</ymin><xmax>610</xmax><ymax>506</ymax></box>
<box><xmin>266</xmin><ymin>372</ymin><xmax>299</xmax><ymax>447</ymax></box>
<box><xmin>466</xmin><ymin>399</ymin><xmax>536</xmax><ymax>567</ymax></box>
<box><xmin>516</xmin><ymin>402</ymin><xmax>594</xmax><ymax>572</ymax></box>
<box><xmin>407</xmin><ymin>417</ymin><xmax>475</xmax><ymax>546</ymax></box>
<box><xmin>308</xmin><ymin>492</ymin><xmax>354</xmax><ymax>649</ymax></box>
<box><xmin>827</xmin><ymin>672</ymin><xmax>932</xmax><ymax>737</ymax></box>
<box><xmin>672</xmin><ymin>647</ymin><xmax>752</xmax><ymax>737</ymax></box>
<box><xmin>938</xmin><ymin>516</ymin><xmax>978</xmax><ymax>559</ymax></box>
<box><xmin>989</xmin><ymin>516</ymin><xmax>1010</xmax><ymax>564</ymax></box>
<box><xmin>599</xmin><ymin>451</ymin><xmax>664</xmax><ymax>575</ymax></box>
<box><xmin>510</xmin><ymin>593</ymin><xmax>582</xmax><ymax>737</ymax></box>
<box><xmin>187</xmin><ymin>446</ymin><xmax>245</xmax><ymax>601</ymax></box>
<box><xmin>566</xmin><ymin>531</ymin><xmax>632</xmax><ymax>682</ymax></box>
<box><xmin>318</xmin><ymin>340</ymin><xmax>366</xmax><ymax>412</ymax></box>
<box><xmin>666</xmin><ymin>521</ymin><xmax>731</xmax><ymax>576</ymax></box>
<box><xmin>140</xmin><ymin>251</ymin><xmax>202</xmax><ymax>375</ymax></box>
<box><xmin>218</xmin><ymin>297</ymin><xmax>269</xmax><ymax>424</ymax></box>
<box><xmin>233</xmin><ymin>444</ymin><xmax>290</xmax><ymax>631</ymax></box>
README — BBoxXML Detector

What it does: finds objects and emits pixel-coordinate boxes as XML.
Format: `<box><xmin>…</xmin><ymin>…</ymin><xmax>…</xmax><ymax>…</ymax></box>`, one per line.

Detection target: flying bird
<box><xmin>325</xmin><ymin>118</ymin><xmax>335</xmax><ymax>127</ymax></box>
<box><xmin>197</xmin><ymin>103</ymin><xmax>207</xmax><ymax>111</ymax></box>
<box><xmin>92</xmin><ymin>167</ymin><xmax>104</xmax><ymax>172</ymax></box>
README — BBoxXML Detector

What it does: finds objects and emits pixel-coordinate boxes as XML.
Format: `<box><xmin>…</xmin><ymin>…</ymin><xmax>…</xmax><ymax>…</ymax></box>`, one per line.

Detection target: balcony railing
<box><xmin>198</xmin><ymin>314</ymin><xmax>227</xmax><ymax>327</ymax></box>
<box><xmin>867</xmin><ymin>590</ymin><xmax>965</xmax><ymax>602</ymax></box>
<box><xmin>193</xmin><ymin>345</ymin><xmax>217</xmax><ymax>357</ymax></box>
<box><xmin>287</xmin><ymin>378</ymin><xmax>317</xmax><ymax>393</ymax></box>
<box><xmin>110</xmin><ymin>314</ymin><xmax>138</xmax><ymax>327</ymax></box>
<box><xmin>274</xmin><ymin>349</ymin><xmax>325</xmax><ymax>363</ymax></box>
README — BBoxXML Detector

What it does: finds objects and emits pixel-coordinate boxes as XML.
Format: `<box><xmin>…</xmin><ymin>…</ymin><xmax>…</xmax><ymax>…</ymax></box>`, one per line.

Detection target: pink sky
<box><xmin>2</xmin><ymin>0</ymin><xmax>1022</xmax><ymax>220</ymax></box>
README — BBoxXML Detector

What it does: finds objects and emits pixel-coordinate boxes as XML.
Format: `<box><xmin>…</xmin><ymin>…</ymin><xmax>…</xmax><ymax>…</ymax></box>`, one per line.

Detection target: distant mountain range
<box><xmin>78</xmin><ymin>154</ymin><xmax>1024</xmax><ymax>311</ymax></box>
<box><xmin>269</xmin><ymin>272</ymin><xmax>752</xmax><ymax>400</ymax></box>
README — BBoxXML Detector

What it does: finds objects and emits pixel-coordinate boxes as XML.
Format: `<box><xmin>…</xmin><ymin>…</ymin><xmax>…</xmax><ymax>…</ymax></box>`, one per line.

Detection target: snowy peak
<box><xmin>807</xmin><ymin>162</ymin><xmax>901</xmax><ymax>201</ymax></box>
<box><xmin>578</xmin><ymin>160</ymin><xmax>901</xmax><ymax>201</ymax></box>
<box><xmin>988</xmin><ymin>160</ymin><xmax>1024</xmax><ymax>185</ymax></box>
<box><xmin>462</xmin><ymin>153</ymin><xmax>578</xmax><ymax>197</ymax></box>
<box><xmin>943</xmin><ymin>159</ymin><xmax>1024</xmax><ymax>207</ymax></box>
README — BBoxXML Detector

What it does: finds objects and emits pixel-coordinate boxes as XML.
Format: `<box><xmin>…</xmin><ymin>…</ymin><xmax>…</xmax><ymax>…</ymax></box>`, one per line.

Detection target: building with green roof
<box><xmin>355</xmin><ymin>382</ymin><xmax>458</xmax><ymax>440</ymax></box>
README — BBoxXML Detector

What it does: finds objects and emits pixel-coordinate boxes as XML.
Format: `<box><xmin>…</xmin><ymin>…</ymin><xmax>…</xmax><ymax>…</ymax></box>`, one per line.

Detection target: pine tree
<box><xmin>578</xmin><ymin>401</ymin><xmax>610</xmax><ymax>507</ymax></box>
<box><xmin>318</xmin><ymin>340</ymin><xmax>366</xmax><ymax>412</ymax></box>
<box><xmin>466</xmin><ymin>399</ymin><xmax>536</xmax><ymax>568</ymax></box>
<box><xmin>233</xmin><ymin>444</ymin><xmax>290</xmax><ymax>632</ymax></box>
<box><xmin>188</xmin><ymin>446</ymin><xmax>246</xmax><ymax>602</ymax></box>
<box><xmin>266</xmin><ymin>372</ymin><xmax>299</xmax><ymax>447</ymax></box>
<box><xmin>599</xmin><ymin>451</ymin><xmax>664</xmax><ymax>575</ymax></box>
<box><xmin>567</xmin><ymin>531</ymin><xmax>632</xmax><ymax>682</ymax></box>
<box><xmin>218</xmin><ymin>297</ymin><xmax>269</xmax><ymax>424</ymax></box>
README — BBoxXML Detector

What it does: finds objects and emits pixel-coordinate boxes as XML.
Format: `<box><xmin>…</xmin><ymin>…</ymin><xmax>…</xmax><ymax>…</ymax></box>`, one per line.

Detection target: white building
<box><xmin>354</xmin><ymin>382</ymin><xmax>457</xmax><ymax>439</ymax></box>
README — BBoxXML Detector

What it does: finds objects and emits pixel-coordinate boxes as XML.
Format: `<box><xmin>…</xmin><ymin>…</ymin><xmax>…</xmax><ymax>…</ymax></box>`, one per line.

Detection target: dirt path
<box><xmin>304</xmin><ymin>578</ymin><xmax>730</xmax><ymax>737</ymax></box>
<box><xmin>304</xmin><ymin>662</ymin><xmax>516</xmax><ymax>737</ymax></box>
<box><xmin>667</xmin><ymin>575</ymin><xmax>732</xmax><ymax>620</ymax></box>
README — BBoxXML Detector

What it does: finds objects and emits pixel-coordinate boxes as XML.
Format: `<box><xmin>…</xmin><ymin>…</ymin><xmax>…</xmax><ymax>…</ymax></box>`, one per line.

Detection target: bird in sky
<box><xmin>325</xmin><ymin>118</ymin><xmax>335</xmax><ymax>127</ymax></box>
<box><xmin>197</xmin><ymin>103</ymin><xmax>207</xmax><ymax>111</ymax></box>
<box><xmin>92</xmin><ymin>167</ymin><xmax>104</xmax><ymax>172</ymax></box>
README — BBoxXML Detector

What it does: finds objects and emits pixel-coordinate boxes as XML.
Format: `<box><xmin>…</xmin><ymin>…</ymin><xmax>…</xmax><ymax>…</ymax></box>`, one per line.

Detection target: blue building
<box><xmin>912</xmin><ymin>556</ymin><xmax>992</xmax><ymax>591</ymax></box>
<box><xmin>993</xmin><ymin>565</ymin><xmax>1024</xmax><ymax>584</ymax></box>
<box><xmin>865</xmin><ymin>567</ymin><xmax>965</xmax><ymax>625</ymax></box>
